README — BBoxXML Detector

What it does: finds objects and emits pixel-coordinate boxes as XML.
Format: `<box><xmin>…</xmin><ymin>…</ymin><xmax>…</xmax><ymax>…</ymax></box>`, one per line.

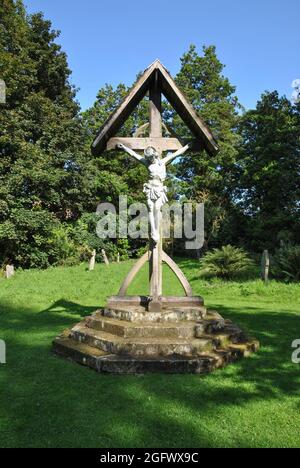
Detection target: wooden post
<box><xmin>261</xmin><ymin>250</ymin><xmax>269</xmax><ymax>283</ymax></box>
<box><xmin>148</xmin><ymin>72</ymin><xmax>163</xmax><ymax>312</ymax></box>
<box><xmin>89</xmin><ymin>249</ymin><xmax>96</xmax><ymax>271</ymax></box>
<box><xmin>149</xmin><ymin>71</ymin><xmax>162</xmax><ymax>139</ymax></box>
<box><xmin>117</xmin><ymin>253</ymin><xmax>120</xmax><ymax>263</ymax></box>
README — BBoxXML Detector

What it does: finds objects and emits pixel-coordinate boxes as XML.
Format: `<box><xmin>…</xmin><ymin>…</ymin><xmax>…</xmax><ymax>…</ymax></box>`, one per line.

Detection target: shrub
<box><xmin>136</xmin><ymin>244</ymin><xmax>148</xmax><ymax>258</ymax></box>
<box><xmin>71</xmin><ymin>213</ymin><xmax>131</xmax><ymax>263</ymax></box>
<box><xmin>47</xmin><ymin>225</ymin><xmax>78</xmax><ymax>266</ymax></box>
<box><xmin>8</xmin><ymin>209</ymin><xmax>60</xmax><ymax>268</ymax></box>
<box><xmin>200</xmin><ymin>245</ymin><xmax>255</xmax><ymax>279</ymax></box>
<box><xmin>272</xmin><ymin>244</ymin><xmax>300</xmax><ymax>282</ymax></box>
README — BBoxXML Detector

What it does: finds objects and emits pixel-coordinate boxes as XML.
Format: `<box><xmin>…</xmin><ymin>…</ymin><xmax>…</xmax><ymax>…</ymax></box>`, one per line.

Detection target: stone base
<box><xmin>53</xmin><ymin>301</ymin><xmax>259</xmax><ymax>374</ymax></box>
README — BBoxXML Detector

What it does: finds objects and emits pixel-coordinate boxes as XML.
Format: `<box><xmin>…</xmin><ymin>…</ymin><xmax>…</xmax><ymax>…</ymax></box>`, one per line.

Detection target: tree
<box><xmin>237</xmin><ymin>91</ymin><xmax>300</xmax><ymax>250</ymax></box>
<box><xmin>82</xmin><ymin>83</ymin><xmax>150</xmax><ymax>205</ymax></box>
<box><xmin>167</xmin><ymin>45</ymin><xmax>242</xmax><ymax>249</ymax></box>
<box><xmin>0</xmin><ymin>1</ymin><xmax>91</xmax><ymax>267</ymax></box>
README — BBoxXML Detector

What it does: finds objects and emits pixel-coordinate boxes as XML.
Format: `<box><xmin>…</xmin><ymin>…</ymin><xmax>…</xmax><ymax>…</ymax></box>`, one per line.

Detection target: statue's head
<box><xmin>144</xmin><ymin>146</ymin><xmax>158</xmax><ymax>162</ymax></box>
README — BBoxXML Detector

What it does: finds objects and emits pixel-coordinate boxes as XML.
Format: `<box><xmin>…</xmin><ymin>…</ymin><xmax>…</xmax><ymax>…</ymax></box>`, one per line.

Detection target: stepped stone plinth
<box><xmin>53</xmin><ymin>299</ymin><xmax>259</xmax><ymax>374</ymax></box>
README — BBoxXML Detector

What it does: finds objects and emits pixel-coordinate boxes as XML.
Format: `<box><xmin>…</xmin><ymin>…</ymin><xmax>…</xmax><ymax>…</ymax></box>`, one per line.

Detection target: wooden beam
<box><xmin>149</xmin><ymin>240</ymin><xmax>162</xmax><ymax>310</ymax></box>
<box><xmin>149</xmin><ymin>70</ymin><xmax>162</xmax><ymax>138</ymax></box>
<box><xmin>92</xmin><ymin>59</ymin><xmax>218</xmax><ymax>157</ymax></box>
<box><xmin>148</xmin><ymin>74</ymin><xmax>163</xmax><ymax>309</ymax></box>
<box><xmin>118</xmin><ymin>252</ymin><xmax>149</xmax><ymax>296</ymax></box>
<box><xmin>156</xmin><ymin>62</ymin><xmax>218</xmax><ymax>155</ymax></box>
<box><xmin>106</xmin><ymin>295</ymin><xmax>204</xmax><ymax>309</ymax></box>
<box><xmin>133</xmin><ymin>123</ymin><xmax>149</xmax><ymax>137</ymax></box>
<box><xmin>92</xmin><ymin>62</ymin><xmax>159</xmax><ymax>155</ymax></box>
<box><xmin>107</xmin><ymin>137</ymin><xmax>183</xmax><ymax>152</ymax></box>
<box><xmin>162</xmin><ymin>251</ymin><xmax>193</xmax><ymax>297</ymax></box>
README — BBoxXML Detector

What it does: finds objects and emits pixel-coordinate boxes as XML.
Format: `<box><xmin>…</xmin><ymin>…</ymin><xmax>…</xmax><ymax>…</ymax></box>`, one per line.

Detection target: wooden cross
<box><xmin>92</xmin><ymin>60</ymin><xmax>218</xmax><ymax>312</ymax></box>
<box><xmin>107</xmin><ymin>74</ymin><xmax>183</xmax><ymax>154</ymax></box>
<box><xmin>148</xmin><ymin>71</ymin><xmax>167</xmax><ymax>310</ymax></box>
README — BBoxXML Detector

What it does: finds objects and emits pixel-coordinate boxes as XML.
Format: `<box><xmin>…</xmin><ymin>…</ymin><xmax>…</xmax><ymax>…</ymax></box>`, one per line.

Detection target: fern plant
<box><xmin>200</xmin><ymin>245</ymin><xmax>254</xmax><ymax>279</ymax></box>
<box><xmin>272</xmin><ymin>244</ymin><xmax>300</xmax><ymax>282</ymax></box>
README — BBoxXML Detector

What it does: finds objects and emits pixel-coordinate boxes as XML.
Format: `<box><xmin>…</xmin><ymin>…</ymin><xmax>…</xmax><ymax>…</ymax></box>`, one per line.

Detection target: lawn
<box><xmin>0</xmin><ymin>259</ymin><xmax>299</xmax><ymax>448</ymax></box>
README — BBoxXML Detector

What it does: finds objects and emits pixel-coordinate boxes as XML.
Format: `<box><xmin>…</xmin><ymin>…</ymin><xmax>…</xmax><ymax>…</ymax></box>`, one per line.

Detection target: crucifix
<box><xmin>92</xmin><ymin>60</ymin><xmax>218</xmax><ymax>312</ymax></box>
<box><xmin>54</xmin><ymin>61</ymin><xmax>260</xmax><ymax>376</ymax></box>
<box><xmin>116</xmin><ymin>83</ymin><xmax>190</xmax><ymax>310</ymax></box>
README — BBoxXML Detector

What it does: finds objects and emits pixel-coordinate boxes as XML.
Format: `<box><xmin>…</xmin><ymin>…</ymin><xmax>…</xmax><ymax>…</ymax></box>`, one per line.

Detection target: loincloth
<box><xmin>143</xmin><ymin>180</ymin><xmax>168</xmax><ymax>204</ymax></box>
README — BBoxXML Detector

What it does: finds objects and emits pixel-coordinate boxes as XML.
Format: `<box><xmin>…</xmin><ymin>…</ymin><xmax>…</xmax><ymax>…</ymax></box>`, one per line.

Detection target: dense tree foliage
<box><xmin>0</xmin><ymin>0</ymin><xmax>93</xmax><ymax>267</ymax></box>
<box><xmin>169</xmin><ymin>45</ymin><xmax>243</xmax><ymax>249</ymax></box>
<box><xmin>82</xmin><ymin>83</ymin><xmax>149</xmax><ymax>205</ymax></box>
<box><xmin>0</xmin><ymin>1</ymin><xmax>299</xmax><ymax>271</ymax></box>
<box><xmin>236</xmin><ymin>91</ymin><xmax>300</xmax><ymax>250</ymax></box>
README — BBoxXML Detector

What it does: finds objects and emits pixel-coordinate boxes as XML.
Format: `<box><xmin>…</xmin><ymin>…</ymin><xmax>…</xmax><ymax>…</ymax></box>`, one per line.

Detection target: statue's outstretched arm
<box><xmin>162</xmin><ymin>144</ymin><xmax>190</xmax><ymax>166</ymax></box>
<box><xmin>117</xmin><ymin>143</ymin><xmax>146</xmax><ymax>165</ymax></box>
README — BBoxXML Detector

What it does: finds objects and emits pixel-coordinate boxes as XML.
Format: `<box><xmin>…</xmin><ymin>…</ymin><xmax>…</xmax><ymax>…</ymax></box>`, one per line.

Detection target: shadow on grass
<box><xmin>0</xmin><ymin>299</ymin><xmax>299</xmax><ymax>448</ymax></box>
<box><xmin>211</xmin><ymin>304</ymin><xmax>300</xmax><ymax>397</ymax></box>
<box><xmin>39</xmin><ymin>299</ymin><xmax>99</xmax><ymax>319</ymax></box>
<box><xmin>0</xmin><ymin>299</ymin><xmax>97</xmax><ymax>334</ymax></box>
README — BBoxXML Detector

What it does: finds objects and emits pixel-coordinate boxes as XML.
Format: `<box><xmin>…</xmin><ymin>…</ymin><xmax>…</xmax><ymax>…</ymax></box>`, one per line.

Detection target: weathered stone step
<box><xmin>52</xmin><ymin>306</ymin><xmax>259</xmax><ymax>374</ymax></box>
<box><xmin>96</xmin><ymin>353</ymin><xmax>223</xmax><ymax>374</ymax></box>
<box><xmin>101</xmin><ymin>305</ymin><xmax>207</xmax><ymax>323</ymax></box>
<box><xmin>86</xmin><ymin>314</ymin><xmax>197</xmax><ymax>339</ymax></box>
<box><xmin>53</xmin><ymin>334</ymin><xmax>112</xmax><ymax>371</ymax></box>
<box><xmin>228</xmin><ymin>340</ymin><xmax>260</xmax><ymax>357</ymax></box>
<box><xmin>70</xmin><ymin>323</ymin><xmax>214</xmax><ymax>357</ymax></box>
<box><xmin>53</xmin><ymin>334</ymin><xmax>228</xmax><ymax>374</ymax></box>
<box><xmin>200</xmin><ymin>323</ymin><xmax>245</xmax><ymax>347</ymax></box>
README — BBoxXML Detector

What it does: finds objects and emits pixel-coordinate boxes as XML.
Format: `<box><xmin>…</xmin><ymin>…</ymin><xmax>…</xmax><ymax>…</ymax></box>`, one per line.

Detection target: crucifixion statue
<box><xmin>117</xmin><ymin>142</ymin><xmax>189</xmax><ymax>243</ymax></box>
<box><xmin>91</xmin><ymin>60</ymin><xmax>218</xmax><ymax>312</ymax></box>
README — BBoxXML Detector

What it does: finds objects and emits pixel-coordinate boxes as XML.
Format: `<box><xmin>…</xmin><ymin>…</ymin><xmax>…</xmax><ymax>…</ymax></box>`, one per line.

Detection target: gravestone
<box><xmin>101</xmin><ymin>249</ymin><xmax>109</xmax><ymax>266</ymax></box>
<box><xmin>261</xmin><ymin>250</ymin><xmax>270</xmax><ymax>282</ymax></box>
<box><xmin>0</xmin><ymin>339</ymin><xmax>6</xmax><ymax>364</ymax></box>
<box><xmin>89</xmin><ymin>249</ymin><xmax>96</xmax><ymax>271</ymax></box>
<box><xmin>5</xmin><ymin>265</ymin><xmax>14</xmax><ymax>279</ymax></box>
<box><xmin>53</xmin><ymin>60</ymin><xmax>259</xmax><ymax>373</ymax></box>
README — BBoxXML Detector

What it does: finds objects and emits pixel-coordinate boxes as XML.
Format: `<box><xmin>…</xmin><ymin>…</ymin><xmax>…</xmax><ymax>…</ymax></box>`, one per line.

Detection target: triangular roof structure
<box><xmin>91</xmin><ymin>60</ymin><xmax>218</xmax><ymax>156</ymax></box>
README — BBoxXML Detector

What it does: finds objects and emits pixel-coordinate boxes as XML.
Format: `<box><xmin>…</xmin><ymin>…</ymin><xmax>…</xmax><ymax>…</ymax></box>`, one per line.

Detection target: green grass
<box><xmin>0</xmin><ymin>259</ymin><xmax>300</xmax><ymax>448</ymax></box>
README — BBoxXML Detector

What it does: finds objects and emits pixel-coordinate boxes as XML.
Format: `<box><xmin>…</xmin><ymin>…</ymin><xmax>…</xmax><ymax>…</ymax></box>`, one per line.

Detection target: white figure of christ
<box><xmin>117</xmin><ymin>143</ymin><xmax>189</xmax><ymax>243</ymax></box>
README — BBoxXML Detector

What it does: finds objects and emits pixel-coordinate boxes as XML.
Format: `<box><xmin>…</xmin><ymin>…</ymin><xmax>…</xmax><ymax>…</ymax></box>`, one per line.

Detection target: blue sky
<box><xmin>25</xmin><ymin>0</ymin><xmax>300</xmax><ymax>111</ymax></box>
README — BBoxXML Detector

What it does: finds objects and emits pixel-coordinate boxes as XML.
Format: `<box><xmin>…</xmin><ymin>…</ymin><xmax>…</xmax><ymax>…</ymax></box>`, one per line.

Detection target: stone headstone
<box><xmin>101</xmin><ymin>249</ymin><xmax>109</xmax><ymax>266</ymax></box>
<box><xmin>89</xmin><ymin>249</ymin><xmax>96</xmax><ymax>271</ymax></box>
<box><xmin>5</xmin><ymin>265</ymin><xmax>14</xmax><ymax>279</ymax></box>
<box><xmin>0</xmin><ymin>339</ymin><xmax>6</xmax><ymax>364</ymax></box>
<box><xmin>261</xmin><ymin>250</ymin><xmax>269</xmax><ymax>282</ymax></box>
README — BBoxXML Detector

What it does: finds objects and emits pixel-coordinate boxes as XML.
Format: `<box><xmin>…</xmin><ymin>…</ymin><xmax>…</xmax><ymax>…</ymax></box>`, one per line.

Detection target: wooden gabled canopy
<box><xmin>91</xmin><ymin>59</ymin><xmax>218</xmax><ymax>156</ymax></box>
